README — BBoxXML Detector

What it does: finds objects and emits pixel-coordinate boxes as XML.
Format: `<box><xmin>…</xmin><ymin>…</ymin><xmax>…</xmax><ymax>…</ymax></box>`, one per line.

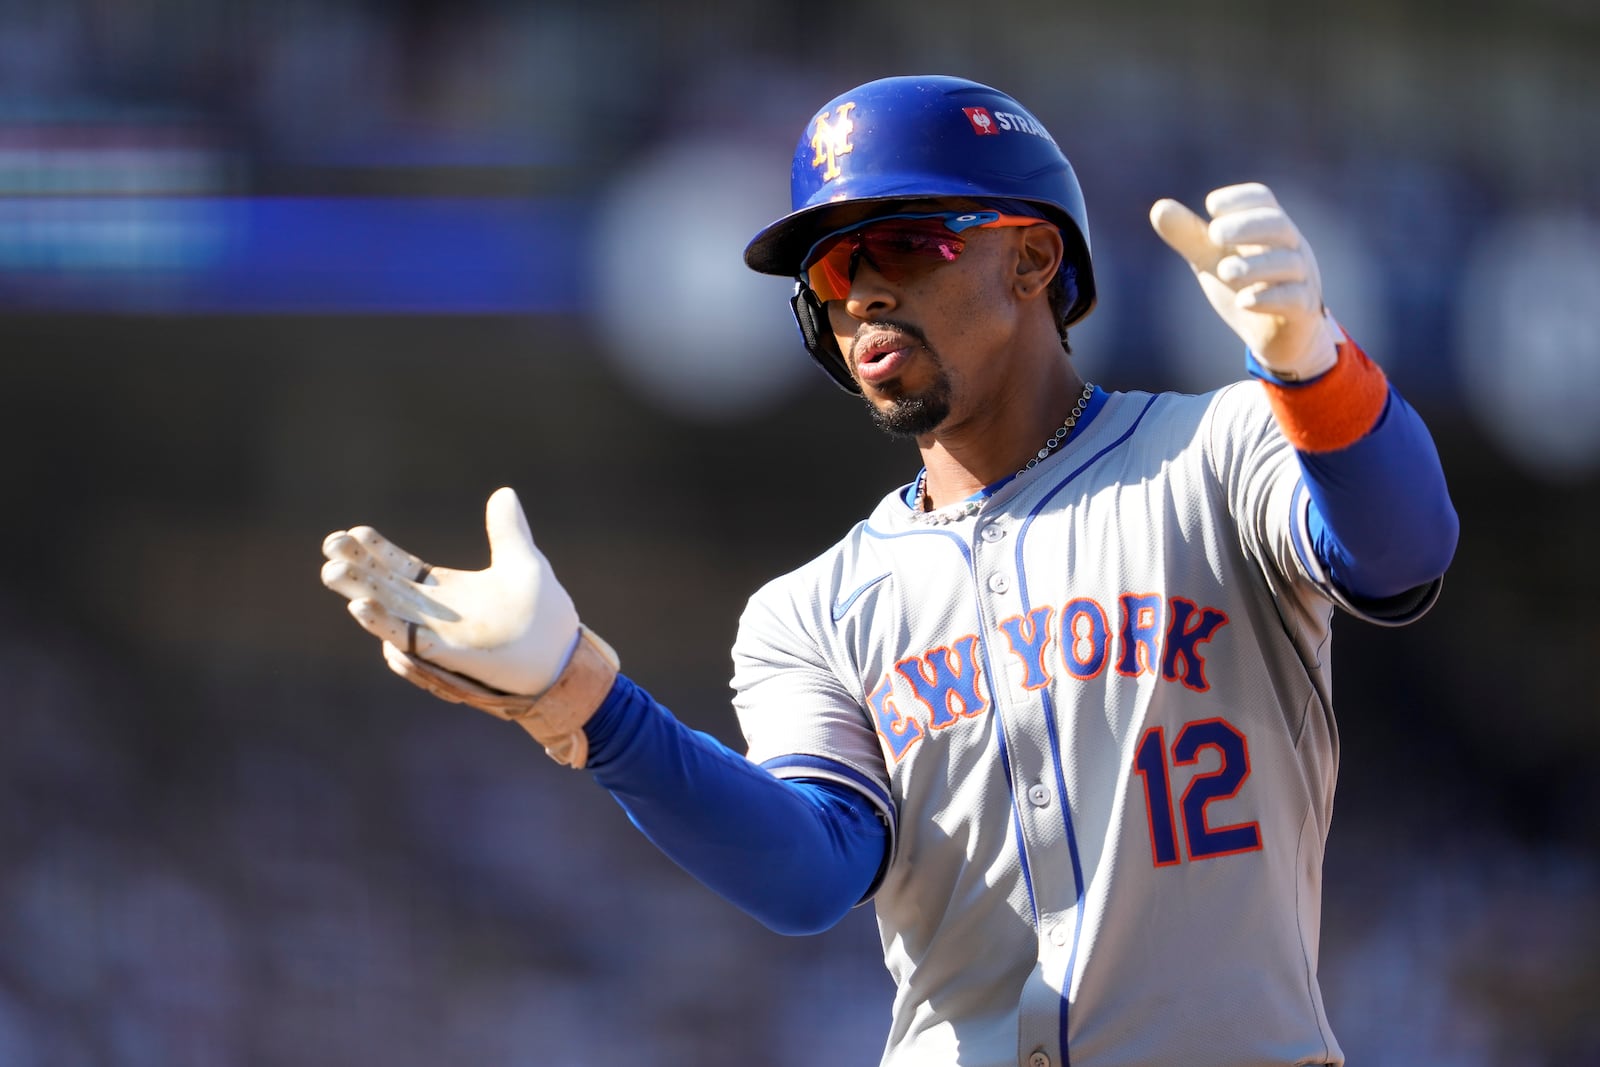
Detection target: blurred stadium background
<box><xmin>0</xmin><ymin>1</ymin><xmax>1596</xmax><ymax>1063</ymax></box>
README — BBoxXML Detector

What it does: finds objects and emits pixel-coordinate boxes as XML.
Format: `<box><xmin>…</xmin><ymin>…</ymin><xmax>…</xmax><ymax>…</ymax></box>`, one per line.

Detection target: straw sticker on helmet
<box><xmin>810</xmin><ymin>103</ymin><xmax>856</xmax><ymax>182</ymax></box>
<box><xmin>992</xmin><ymin>109</ymin><xmax>1057</xmax><ymax>146</ymax></box>
<box><xmin>963</xmin><ymin>107</ymin><xmax>1000</xmax><ymax>136</ymax></box>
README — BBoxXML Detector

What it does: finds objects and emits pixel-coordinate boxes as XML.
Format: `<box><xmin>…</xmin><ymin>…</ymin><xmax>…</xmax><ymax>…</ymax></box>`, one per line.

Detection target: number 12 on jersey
<box><xmin>1133</xmin><ymin>717</ymin><xmax>1263</xmax><ymax>866</ymax></box>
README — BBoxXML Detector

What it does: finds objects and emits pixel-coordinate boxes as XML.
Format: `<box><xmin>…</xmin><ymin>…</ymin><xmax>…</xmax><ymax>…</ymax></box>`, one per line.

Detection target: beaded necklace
<box><xmin>910</xmin><ymin>381</ymin><xmax>1095</xmax><ymax>525</ymax></box>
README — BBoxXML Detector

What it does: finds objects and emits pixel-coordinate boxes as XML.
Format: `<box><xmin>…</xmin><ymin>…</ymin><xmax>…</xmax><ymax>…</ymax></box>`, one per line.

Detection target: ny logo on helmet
<box><xmin>810</xmin><ymin>103</ymin><xmax>856</xmax><ymax>182</ymax></box>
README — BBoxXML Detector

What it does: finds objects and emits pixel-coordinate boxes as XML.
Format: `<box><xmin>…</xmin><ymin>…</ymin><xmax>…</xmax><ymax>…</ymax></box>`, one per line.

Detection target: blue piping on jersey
<box><xmin>860</xmin><ymin>519</ymin><xmax>1042</xmax><ymax>937</ymax></box>
<box><xmin>994</xmin><ymin>711</ymin><xmax>1041</xmax><ymax>929</ymax></box>
<box><xmin>761</xmin><ymin>753</ymin><xmax>898</xmax><ymax>821</ymax></box>
<box><xmin>1013</xmin><ymin>393</ymin><xmax>1161</xmax><ymax>1064</ymax></box>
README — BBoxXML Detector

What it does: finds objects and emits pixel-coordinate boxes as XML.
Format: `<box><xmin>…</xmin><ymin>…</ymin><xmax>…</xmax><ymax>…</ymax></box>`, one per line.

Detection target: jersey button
<box><xmin>987</xmin><ymin>573</ymin><xmax>1010</xmax><ymax>593</ymax></box>
<box><xmin>1027</xmin><ymin>784</ymin><xmax>1051</xmax><ymax>807</ymax></box>
<box><xmin>1048</xmin><ymin>923</ymin><xmax>1069</xmax><ymax>947</ymax></box>
<box><xmin>1028</xmin><ymin>1052</ymin><xmax>1051</xmax><ymax>1067</ymax></box>
<box><xmin>979</xmin><ymin>522</ymin><xmax>1006</xmax><ymax>542</ymax></box>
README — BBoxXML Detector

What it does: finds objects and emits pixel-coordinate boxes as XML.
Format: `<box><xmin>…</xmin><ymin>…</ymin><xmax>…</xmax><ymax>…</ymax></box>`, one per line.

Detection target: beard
<box><xmin>865</xmin><ymin>367</ymin><xmax>952</xmax><ymax>437</ymax></box>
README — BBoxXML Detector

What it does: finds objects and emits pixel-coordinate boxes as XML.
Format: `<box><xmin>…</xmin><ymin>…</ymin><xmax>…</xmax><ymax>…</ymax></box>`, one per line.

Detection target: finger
<box><xmin>347</xmin><ymin>598</ymin><xmax>441</xmax><ymax>657</ymax></box>
<box><xmin>345</xmin><ymin>525</ymin><xmax>436</xmax><ymax>585</ymax></box>
<box><xmin>1215</xmin><ymin>248</ymin><xmax>1308</xmax><ymax>289</ymax></box>
<box><xmin>1237</xmin><ymin>280</ymin><xmax>1320</xmax><ymax>316</ymax></box>
<box><xmin>323</xmin><ymin>558</ymin><xmax>423</xmax><ymax>614</ymax></box>
<box><xmin>322</xmin><ymin>532</ymin><xmax>383</xmax><ymax>575</ymax></box>
<box><xmin>1204</xmin><ymin>182</ymin><xmax>1279</xmax><ymax>218</ymax></box>
<box><xmin>1208</xmin><ymin>207</ymin><xmax>1299</xmax><ymax>251</ymax></box>
<box><xmin>1149</xmin><ymin>198</ymin><xmax>1220</xmax><ymax>273</ymax></box>
<box><xmin>484</xmin><ymin>487</ymin><xmax>538</xmax><ymax>570</ymax></box>
<box><xmin>324</xmin><ymin>557</ymin><xmax>457</xmax><ymax>623</ymax></box>
<box><xmin>322</xmin><ymin>529</ymin><xmax>352</xmax><ymax>559</ymax></box>
<box><xmin>322</xmin><ymin>558</ymin><xmax>380</xmax><ymax>602</ymax></box>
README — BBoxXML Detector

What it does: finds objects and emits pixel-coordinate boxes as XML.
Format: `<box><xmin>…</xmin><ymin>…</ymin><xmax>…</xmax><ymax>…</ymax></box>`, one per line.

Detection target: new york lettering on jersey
<box><xmin>869</xmin><ymin>592</ymin><xmax>1230</xmax><ymax>763</ymax></box>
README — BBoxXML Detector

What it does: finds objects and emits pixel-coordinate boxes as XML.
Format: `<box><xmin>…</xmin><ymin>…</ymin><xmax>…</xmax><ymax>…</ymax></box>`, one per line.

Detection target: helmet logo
<box><xmin>810</xmin><ymin>103</ymin><xmax>856</xmax><ymax>182</ymax></box>
<box><xmin>963</xmin><ymin>107</ymin><xmax>1000</xmax><ymax>136</ymax></box>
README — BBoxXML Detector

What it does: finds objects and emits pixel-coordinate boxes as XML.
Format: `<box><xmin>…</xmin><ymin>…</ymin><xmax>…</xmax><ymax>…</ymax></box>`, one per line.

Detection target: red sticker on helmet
<box><xmin>963</xmin><ymin>107</ymin><xmax>1000</xmax><ymax>136</ymax></box>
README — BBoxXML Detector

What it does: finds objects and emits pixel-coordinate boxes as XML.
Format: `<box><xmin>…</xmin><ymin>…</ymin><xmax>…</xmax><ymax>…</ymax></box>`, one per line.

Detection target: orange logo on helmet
<box><xmin>810</xmin><ymin>103</ymin><xmax>856</xmax><ymax>182</ymax></box>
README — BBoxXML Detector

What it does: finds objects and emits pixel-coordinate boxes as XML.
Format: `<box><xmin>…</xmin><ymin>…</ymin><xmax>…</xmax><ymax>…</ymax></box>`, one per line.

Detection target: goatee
<box><xmin>867</xmin><ymin>377</ymin><xmax>952</xmax><ymax>437</ymax></box>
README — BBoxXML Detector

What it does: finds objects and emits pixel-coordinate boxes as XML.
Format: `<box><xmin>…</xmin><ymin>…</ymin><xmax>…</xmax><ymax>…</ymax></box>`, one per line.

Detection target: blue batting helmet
<box><xmin>745</xmin><ymin>75</ymin><xmax>1094</xmax><ymax>316</ymax></box>
<box><xmin>744</xmin><ymin>75</ymin><xmax>1095</xmax><ymax>391</ymax></box>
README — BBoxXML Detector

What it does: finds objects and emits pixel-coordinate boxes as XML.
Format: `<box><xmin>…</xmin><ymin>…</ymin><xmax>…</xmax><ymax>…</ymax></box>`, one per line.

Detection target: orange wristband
<box><xmin>1259</xmin><ymin>335</ymin><xmax>1389</xmax><ymax>453</ymax></box>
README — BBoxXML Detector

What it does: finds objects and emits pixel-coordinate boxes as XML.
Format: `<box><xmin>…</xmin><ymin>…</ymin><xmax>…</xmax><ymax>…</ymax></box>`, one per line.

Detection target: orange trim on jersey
<box><xmin>1260</xmin><ymin>334</ymin><xmax>1388</xmax><ymax>453</ymax></box>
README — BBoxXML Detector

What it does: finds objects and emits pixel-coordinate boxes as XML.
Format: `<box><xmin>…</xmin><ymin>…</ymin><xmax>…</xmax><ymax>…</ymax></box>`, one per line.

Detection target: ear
<box><xmin>1014</xmin><ymin>225</ymin><xmax>1065</xmax><ymax>301</ymax></box>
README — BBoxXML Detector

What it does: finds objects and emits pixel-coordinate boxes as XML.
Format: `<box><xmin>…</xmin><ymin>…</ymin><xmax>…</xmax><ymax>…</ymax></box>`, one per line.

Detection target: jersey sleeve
<box><xmin>730</xmin><ymin>573</ymin><xmax>898</xmax><ymax>873</ymax></box>
<box><xmin>1205</xmin><ymin>382</ymin><xmax>1441</xmax><ymax>627</ymax></box>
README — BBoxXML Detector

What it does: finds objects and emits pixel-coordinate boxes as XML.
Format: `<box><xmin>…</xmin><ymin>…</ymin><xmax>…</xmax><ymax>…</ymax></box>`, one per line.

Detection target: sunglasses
<box><xmin>801</xmin><ymin>210</ymin><xmax>1049</xmax><ymax>303</ymax></box>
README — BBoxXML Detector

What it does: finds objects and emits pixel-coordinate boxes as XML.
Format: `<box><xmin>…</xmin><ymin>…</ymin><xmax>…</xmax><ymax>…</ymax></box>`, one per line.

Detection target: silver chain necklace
<box><xmin>912</xmin><ymin>381</ymin><xmax>1095</xmax><ymax>525</ymax></box>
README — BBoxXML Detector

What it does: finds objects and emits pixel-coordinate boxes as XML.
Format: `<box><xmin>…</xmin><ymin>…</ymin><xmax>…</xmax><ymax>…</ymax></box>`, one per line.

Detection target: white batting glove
<box><xmin>321</xmin><ymin>487</ymin><xmax>619</xmax><ymax>767</ymax></box>
<box><xmin>321</xmin><ymin>487</ymin><xmax>581</xmax><ymax>696</ymax></box>
<box><xmin>1150</xmin><ymin>182</ymin><xmax>1341</xmax><ymax>381</ymax></box>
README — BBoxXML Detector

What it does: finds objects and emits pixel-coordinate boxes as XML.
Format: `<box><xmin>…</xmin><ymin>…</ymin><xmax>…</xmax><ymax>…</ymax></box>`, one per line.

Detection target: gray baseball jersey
<box><xmin>731</xmin><ymin>383</ymin><xmax>1439</xmax><ymax>1067</ymax></box>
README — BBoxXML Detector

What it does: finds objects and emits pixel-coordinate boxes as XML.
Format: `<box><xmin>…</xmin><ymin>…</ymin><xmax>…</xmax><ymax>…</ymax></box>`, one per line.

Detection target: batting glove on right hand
<box><xmin>1150</xmin><ymin>182</ymin><xmax>1341</xmax><ymax>381</ymax></box>
<box><xmin>320</xmin><ymin>487</ymin><xmax>618</xmax><ymax>767</ymax></box>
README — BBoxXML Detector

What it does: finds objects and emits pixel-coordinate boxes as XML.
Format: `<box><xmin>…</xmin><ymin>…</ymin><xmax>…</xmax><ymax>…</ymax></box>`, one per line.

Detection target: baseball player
<box><xmin>321</xmin><ymin>75</ymin><xmax>1457</xmax><ymax>1067</ymax></box>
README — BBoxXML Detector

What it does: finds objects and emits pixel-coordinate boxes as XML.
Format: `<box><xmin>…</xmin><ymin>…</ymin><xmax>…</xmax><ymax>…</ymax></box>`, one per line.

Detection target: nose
<box><xmin>842</xmin><ymin>258</ymin><xmax>898</xmax><ymax>321</ymax></box>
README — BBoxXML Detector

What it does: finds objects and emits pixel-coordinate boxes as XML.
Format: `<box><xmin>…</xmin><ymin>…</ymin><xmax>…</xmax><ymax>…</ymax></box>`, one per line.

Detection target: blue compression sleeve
<box><xmin>1297</xmin><ymin>386</ymin><xmax>1459</xmax><ymax>600</ymax></box>
<box><xmin>582</xmin><ymin>674</ymin><xmax>888</xmax><ymax>936</ymax></box>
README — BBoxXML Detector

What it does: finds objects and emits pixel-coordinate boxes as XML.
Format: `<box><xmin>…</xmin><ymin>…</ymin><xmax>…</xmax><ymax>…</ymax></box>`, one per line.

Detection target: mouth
<box><xmin>854</xmin><ymin>330</ymin><xmax>919</xmax><ymax>385</ymax></box>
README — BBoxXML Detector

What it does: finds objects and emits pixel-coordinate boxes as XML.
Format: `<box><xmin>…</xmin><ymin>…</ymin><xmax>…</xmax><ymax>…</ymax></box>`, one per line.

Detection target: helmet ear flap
<box><xmin>790</xmin><ymin>282</ymin><xmax>861</xmax><ymax>394</ymax></box>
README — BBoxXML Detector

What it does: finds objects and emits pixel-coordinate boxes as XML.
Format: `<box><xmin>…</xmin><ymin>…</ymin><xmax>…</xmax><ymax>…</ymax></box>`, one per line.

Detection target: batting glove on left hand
<box><xmin>1150</xmin><ymin>182</ymin><xmax>1341</xmax><ymax>381</ymax></box>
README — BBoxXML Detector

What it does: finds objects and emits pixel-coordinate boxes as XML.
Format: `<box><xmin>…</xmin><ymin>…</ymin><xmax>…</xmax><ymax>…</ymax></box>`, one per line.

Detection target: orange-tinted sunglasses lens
<box><xmin>803</xmin><ymin>212</ymin><xmax>1046</xmax><ymax>302</ymax></box>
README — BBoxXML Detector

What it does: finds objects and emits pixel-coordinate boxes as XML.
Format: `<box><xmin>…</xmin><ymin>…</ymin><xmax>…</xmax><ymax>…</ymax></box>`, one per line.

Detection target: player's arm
<box><xmin>1151</xmin><ymin>183</ymin><xmax>1458</xmax><ymax>605</ymax></box>
<box><xmin>583</xmin><ymin>673</ymin><xmax>887</xmax><ymax>935</ymax></box>
<box><xmin>320</xmin><ymin>489</ymin><xmax>885</xmax><ymax>935</ymax></box>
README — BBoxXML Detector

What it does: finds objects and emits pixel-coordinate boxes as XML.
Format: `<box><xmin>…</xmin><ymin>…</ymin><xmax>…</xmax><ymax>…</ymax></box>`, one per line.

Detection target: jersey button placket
<box><xmin>987</xmin><ymin>573</ymin><xmax>1010</xmax><ymax>594</ymax></box>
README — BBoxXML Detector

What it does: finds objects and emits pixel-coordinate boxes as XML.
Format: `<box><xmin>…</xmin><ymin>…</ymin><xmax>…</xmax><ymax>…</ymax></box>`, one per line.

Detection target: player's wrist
<box><xmin>1251</xmin><ymin>308</ymin><xmax>1341</xmax><ymax>382</ymax></box>
<box><xmin>382</xmin><ymin>624</ymin><xmax>620</xmax><ymax>768</ymax></box>
<box><xmin>511</xmin><ymin>625</ymin><xmax>620</xmax><ymax>766</ymax></box>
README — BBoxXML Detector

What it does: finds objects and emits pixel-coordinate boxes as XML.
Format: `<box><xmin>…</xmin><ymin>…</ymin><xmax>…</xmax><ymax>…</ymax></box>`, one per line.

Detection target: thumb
<box><xmin>484</xmin><ymin>486</ymin><xmax>537</xmax><ymax>569</ymax></box>
<box><xmin>1150</xmin><ymin>198</ymin><xmax>1221</xmax><ymax>274</ymax></box>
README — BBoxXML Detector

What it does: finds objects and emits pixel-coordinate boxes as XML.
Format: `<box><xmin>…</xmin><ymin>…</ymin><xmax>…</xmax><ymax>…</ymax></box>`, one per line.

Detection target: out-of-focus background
<box><xmin>0</xmin><ymin>1</ymin><xmax>1596</xmax><ymax>1064</ymax></box>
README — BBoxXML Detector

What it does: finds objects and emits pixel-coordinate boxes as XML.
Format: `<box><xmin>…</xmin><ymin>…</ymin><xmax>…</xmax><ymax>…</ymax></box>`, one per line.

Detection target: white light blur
<box><xmin>591</xmin><ymin>139</ymin><xmax>809</xmax><ymax>422</ymax></box>
<box><xmin>1457</xmin><ymin>211</ymin><xmax>1600</xmax><ymax>480</ymax></box>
